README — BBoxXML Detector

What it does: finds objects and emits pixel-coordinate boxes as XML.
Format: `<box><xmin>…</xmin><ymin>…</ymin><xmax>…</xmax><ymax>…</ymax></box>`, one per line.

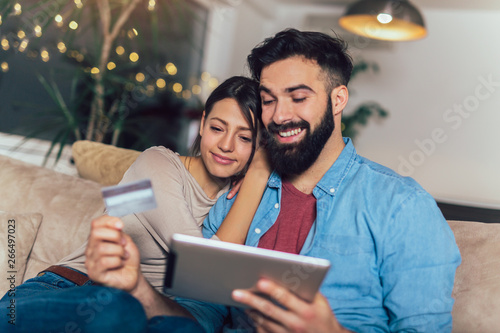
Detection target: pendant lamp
<box><xmin>338</xmin><ymin>0</ymin><xmax>427</xmax><ymax>41</ymax></box>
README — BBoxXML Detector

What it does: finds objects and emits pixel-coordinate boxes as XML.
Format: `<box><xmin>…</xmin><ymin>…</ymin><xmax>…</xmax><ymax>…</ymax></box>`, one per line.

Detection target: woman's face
<box><xmin>199</xmin><ymin>98</ymin><xmax>254</xmax><ymax>180</ymax></box>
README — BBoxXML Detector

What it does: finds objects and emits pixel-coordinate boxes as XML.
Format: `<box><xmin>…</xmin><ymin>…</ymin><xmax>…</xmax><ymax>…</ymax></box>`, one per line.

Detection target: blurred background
<box><xmin>1</xmin><ymin>0</ymin><xmax>499</xmax><ymax>210</ymax></box>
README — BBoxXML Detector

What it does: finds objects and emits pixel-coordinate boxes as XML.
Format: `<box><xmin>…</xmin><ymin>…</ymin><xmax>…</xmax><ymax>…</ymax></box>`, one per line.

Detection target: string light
<box><xmin>192</xmin><ymin>84</ymin><xmax>202</xmax><ymax>95</ymax></box>
<box><xmin>1</xmin><ymin>38</ymin><xmax>9</xmax><ymax>51</ymax></box>
<box><xmin>57</xmin><ymin>42</ymin><xmax>67</xmax><ymax>53</ymax></box>
<box><xmin>107</xmin><ymin>62</ymin><xmax>116</xmax><ymax>70</ymax></box>
<box><xmin>41</xmin><ymin>48</ymin><xmax>50</xmax><ymax>62</ymax></box>
<box><xmin>115</xmin><ymin>46</ymin><xmax>125</xmax><ymax>55</ymax></box>
<box><xmin>55</xmin><ymin>14</ymin><xmax>63</xmax><ymax>27</ymax></box>
<box><xmin>18</xmin><ymin>39</ymin><xmax>28</xmax><ymax>52</ymax></box>
<box><xmin>148</xmin><ymin>0</ymin><xmax>156</xmax><ymax>11</ymax></box>
<box><xmin>14</xmin><ymin>3</ymin><xmax>22</xmax><ymax>15</ymax></box>
<box><xmin>69</xmin><ymin>21</ymin><xmax>78</xmax><ymax>30</ymax></box>
<box><xmin>208</xmin><ymin>77</ymin><xmax>219</xmax><ymax>89</ymax></box>
<box><xmin>127</xmin><ymin>29</ymin><xmax>138</xmax><ymax>39</ymax></box>
<box><xmin>201</xmin><ymin>72</ymin><xmax>211</xmax><ymax>82</ymax></box>
<box><xmin>1</xmin><ymin>62</ymin><xmax>8</xmax><ymax>72</ymax></box>
<box><xmin>165</xmin><ymin>62</ymin><xmax>177</xmax><ymax>75</ymax></box>
<box><xmin>156</xmin><ymin>78</ymin><xmax>166</xmax><ymax>89</ymax></box>
<box><xmin>146</xmin><ymin>85</ymin><xmax>155</xmax><ymax>97</ymax></box>
<box><xmin>182</xmin><ymin>90</ymin><xmax>192</xmax><ymax>99</ymax></box>
<box><xmin>135</xmin><ymin>72</ymin><xmax>145</xmax><ymax>82</ymax></box>
<box><xmin>173</xmin><ymin>83</ymin><xmax>182</xmax><ymax>93</ymax></box>
<box><xmin>74</xmin><ymin>0</ymin><xmax>83</xmax><ymax>8</ymax></box>
<box><xmin>17</xmin><ymin>30</ymin><xmax>25</xmax><ymax>39</ymax></box>
<box><xmin>34</xmin><ymin>25</ymin><xmax>42</xmax><ymax>37</ymax></box>
<box><xmin>0</xmin><ymin>15</ymin><xmax>3</xmax><ymax>25</ymax></box>
<box><xmin>75</xmin><ymin>53</ymin><xmax>84</xmax><ymax>62</ymax></box>
<box><xmin>91</xmin><ymin>67</ymin><xmax>100</xmax><ymax>74</ymax></box>
<box><xmin>129</xmin><ymin>52</ymin><xmax>139</xmax><ymax>62</ymax></box>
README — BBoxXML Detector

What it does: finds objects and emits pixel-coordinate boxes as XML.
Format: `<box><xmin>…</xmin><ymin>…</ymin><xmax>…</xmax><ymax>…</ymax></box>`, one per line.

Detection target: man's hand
<box><xmin>232</xmin><ymin>279</ymin><xmax>351</xmax><ymax>333</ymax></box>
<box><xmin>85</xmin><ymin>215</ymin><xmax>141</xmax><ymax>292</ymax></box>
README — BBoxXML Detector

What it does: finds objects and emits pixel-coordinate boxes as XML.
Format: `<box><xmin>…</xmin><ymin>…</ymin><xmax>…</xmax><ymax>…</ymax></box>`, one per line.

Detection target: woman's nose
<box><xmin>218</xmin><ymin>133</ymin><xmax>234</xmax><ymax>152</ymax></box>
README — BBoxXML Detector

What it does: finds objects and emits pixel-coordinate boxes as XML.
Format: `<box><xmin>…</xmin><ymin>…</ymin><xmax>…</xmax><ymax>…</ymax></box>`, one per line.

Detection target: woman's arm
<box><xmin>214</xmin><ymin>147</ymin><xmax>270</xmax><ymax>244</ymax></box>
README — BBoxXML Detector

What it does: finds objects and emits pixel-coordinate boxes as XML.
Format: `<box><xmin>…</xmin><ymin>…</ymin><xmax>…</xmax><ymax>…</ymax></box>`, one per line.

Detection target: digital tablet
<box><xmin>164</xmin><ymin>233</ymin><xmax>331</xmax><ymax>307</ymax></box>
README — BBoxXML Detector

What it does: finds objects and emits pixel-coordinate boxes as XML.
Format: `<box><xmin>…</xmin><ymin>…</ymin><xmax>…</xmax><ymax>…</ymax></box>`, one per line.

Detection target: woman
<box><xmin>0</xmin><ymin>76</ymin><xmax>270</xmax><ymax>333</ymax></box>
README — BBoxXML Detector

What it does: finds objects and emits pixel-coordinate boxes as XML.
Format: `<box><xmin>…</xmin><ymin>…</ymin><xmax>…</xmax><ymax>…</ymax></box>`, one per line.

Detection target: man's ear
<box><xmin>331</xmin><ymin>85</ymin><xmax>349</xmax><ymax>116</ymax></box>
<box><xmin>199</xmin><ymin>110</ymin><xmax>206</xmax><ymax>136</ymax></box>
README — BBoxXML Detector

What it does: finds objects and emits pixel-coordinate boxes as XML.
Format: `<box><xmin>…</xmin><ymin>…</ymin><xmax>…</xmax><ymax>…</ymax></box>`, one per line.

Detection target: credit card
<box><xmin>101</xmin><ymin>179</ymin><xmax>157</xmax><ymax>217</ymax></box>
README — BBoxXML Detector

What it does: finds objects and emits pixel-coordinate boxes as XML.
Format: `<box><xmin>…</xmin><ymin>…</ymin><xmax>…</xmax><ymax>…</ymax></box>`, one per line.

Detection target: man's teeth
<box><xmin>279</xmin><ymin>128</ymin><xmax>302</xmax><ymax>137</ymax></box>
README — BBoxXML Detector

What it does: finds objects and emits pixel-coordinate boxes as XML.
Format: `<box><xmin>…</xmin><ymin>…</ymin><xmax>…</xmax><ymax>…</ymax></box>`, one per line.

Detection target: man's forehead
<box><xmin>259</xmin><ymin>56</ymin><xmax>323</xmax><ymax>93</ymax></box>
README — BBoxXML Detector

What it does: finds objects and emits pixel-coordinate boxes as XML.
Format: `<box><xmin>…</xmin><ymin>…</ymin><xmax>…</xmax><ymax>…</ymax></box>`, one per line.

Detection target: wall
<box><xmin>202</xmin><ymin>1</ymin><xmax>500</xmax><ymax>208</ymax></box>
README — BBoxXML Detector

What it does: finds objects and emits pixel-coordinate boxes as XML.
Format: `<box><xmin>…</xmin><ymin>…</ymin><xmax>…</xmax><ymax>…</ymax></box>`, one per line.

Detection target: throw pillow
<box><xmin>72</xmin><ymin>140</ymin><xmax>141</xmax><ymax>186</ymax></box>
<box><xmin>0</xmin><ymin>211</ymin><xmax>43</xmax><ymax>295</ymax></box>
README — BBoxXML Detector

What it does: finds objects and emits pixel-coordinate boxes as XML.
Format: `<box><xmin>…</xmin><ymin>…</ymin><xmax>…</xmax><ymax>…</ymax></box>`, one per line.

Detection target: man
<box><xmin>87</xmin><ymin>29</ymin><xmax>461</xmax><ymax>332</ymax></box>
<box><xmin>173</xmin><ymin>29</ymin><xmax>462</xmax><ymax>332</ymax></box>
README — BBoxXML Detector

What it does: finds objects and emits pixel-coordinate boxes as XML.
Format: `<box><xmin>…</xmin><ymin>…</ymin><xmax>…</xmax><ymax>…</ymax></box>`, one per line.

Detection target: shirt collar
<box><xmin>266</xmin><ymin>137</ymin><xmax>357</xmax><ymax>196</ymax></box>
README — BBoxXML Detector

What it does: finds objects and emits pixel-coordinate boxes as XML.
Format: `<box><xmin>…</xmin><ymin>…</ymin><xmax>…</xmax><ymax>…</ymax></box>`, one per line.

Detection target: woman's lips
<box><xmin>211</xmin><ymin>152</ymin><xmax>235</xmax><ymax>165</ymax></box>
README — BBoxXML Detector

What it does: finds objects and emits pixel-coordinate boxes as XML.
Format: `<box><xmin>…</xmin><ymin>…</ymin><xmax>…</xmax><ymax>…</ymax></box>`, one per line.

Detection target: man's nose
<box><xmin>271</xmin><ymin>100</ymin><xmax>293</xmax><ymax>125</ymax></box>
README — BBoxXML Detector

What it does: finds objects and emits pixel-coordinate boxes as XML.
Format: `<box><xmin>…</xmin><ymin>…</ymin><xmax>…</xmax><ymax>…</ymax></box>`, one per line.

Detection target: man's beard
<box><xmin>263</xmin><ymin>96</ymin><xmax>335</xmax><ymax>178</ymax></box>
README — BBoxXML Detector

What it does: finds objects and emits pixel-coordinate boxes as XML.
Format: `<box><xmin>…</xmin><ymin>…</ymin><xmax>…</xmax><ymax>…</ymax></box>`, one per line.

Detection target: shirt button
<box><xmin>274</xmin><ymin>203</ymin><xmax>279</xmax><ymax>209</ymax></box>
<box><xmin>330</xmin><ymin>188</ymin><xmax>335</xmax><ymax>193</ymax></box>
<box><xmin>255</xmin><ymin>228</ymin><xmax>261</xmax><ymax>234</ymax></box>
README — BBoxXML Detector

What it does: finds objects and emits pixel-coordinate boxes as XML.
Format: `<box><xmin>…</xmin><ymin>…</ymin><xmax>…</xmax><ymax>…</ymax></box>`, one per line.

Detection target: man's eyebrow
<box><xmin>259</xmin><ymin>84</ymin><xmax>315</xmax><ymax>94</ymax></box>
<box><xmin>285</xmin><ymin>84</ymin><xmax>315</xmax><ymax>93</ymax></box>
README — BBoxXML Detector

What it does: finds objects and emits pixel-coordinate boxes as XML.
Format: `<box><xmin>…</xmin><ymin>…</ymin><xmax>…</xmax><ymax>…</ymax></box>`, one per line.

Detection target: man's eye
<box><xmin>293</xmin><ymin>98</ymin><xmax>306</xmax><ymax>103</ymax></box>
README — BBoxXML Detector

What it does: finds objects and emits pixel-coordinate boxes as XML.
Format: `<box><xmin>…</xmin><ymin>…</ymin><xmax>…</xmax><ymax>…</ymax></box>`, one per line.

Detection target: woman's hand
<box><xmin>85</xmin><ymin>215</ymin><xmax>141</xmax><ymax>293</ymax></box>
<box><xmin>227</xmin><ymin>146</ymin><xmax>271</xmax><ymax>199</ymax></box>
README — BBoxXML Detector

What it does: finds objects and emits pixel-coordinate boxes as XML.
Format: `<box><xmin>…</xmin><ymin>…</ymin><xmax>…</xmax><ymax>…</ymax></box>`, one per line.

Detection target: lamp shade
<box><xmin>338</xmin><ymin>0</ymin><xmax>427</xmax><ymax>41</ymax></box>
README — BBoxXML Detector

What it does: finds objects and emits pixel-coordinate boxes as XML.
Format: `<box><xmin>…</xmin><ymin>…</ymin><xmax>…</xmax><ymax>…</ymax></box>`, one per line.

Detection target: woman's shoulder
<box><xmin>131</xmin><ymin>146</ymin><xmax>184</xmax><ymax>172</ymax></box>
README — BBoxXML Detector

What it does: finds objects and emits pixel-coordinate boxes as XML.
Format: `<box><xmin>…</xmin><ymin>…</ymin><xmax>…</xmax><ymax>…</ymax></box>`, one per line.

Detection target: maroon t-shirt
<box><xmin>258</xmin><ymin>181</ymin><xmax>316</xmax><ymax>254</ymax></box>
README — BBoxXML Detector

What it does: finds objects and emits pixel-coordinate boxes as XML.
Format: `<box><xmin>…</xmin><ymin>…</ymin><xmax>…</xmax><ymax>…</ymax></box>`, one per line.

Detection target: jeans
<box><xmin>0</xmin><ymin>271</ymin><xmax>204</xmax><ymax>333</ymax></box>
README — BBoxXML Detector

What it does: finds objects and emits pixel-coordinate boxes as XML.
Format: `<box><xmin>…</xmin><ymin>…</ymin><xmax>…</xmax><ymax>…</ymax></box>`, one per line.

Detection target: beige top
<box><xmin>57</xmin><ymin>146</ymin><xmax>229</xmax><ymax>292</ymax></box>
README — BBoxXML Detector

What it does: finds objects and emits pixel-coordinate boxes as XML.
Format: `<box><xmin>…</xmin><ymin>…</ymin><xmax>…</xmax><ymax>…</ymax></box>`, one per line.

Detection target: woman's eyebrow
<box><xmin>209</xmin><ymin>117</ymin><xmax>251</xmax><ymax>132</ymax></box>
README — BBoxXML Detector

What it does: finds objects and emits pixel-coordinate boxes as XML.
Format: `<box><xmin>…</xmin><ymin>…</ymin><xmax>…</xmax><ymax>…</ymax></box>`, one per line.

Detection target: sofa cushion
<box><xmin>449</xmin><ymin>220</ymin><xmax>500</xmax><ymax>333</ymax></box>
<box><xmin>0</xmin><ymin>211</ymin><xmax>43</xmax><ymax>295</ymax></box>
<box><xmin>72</xmin><ymin>140</ymin><xmax>141</xmax><ymax>186</ymax></box>
<box><xmin>0</xmin><ymin>155</ymin><xmax>105</xmax><ymax>282</ymax></box>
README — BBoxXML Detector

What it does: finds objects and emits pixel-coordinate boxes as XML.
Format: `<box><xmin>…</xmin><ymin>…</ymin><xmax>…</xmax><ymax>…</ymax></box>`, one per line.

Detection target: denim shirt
<box><xmin>176</xmin><ymin>138</ymin><xmax>461</xmax><ymax>333</ymax></box>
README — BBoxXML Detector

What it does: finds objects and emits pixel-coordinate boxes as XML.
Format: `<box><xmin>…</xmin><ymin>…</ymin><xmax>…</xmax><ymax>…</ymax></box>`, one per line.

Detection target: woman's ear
<box><xmin>199</xmin><ymin>111</ymin><xmax>206</xmax><ymax>136</ymax></box>
<box><xmin>331</xmin><ymin>85</ymin><xmax>349</xmax><ymax>116</ymax></box>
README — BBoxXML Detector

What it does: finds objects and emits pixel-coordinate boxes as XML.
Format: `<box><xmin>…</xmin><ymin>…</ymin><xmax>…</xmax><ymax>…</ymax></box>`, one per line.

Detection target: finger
<box><xmin>227</xmin><ymin>179</ymin><xmax>243</xmax><ymax>199</ymax></box>
<box><xmin>232</xmin><ymin>289</ymin><xmax>289</xmax><ymax>324</ymax></box>
<box><xmin>88</xmin><ymin>223</ymin><xmax>126</xmax><ymax>246</ymax></box>
<box><xmin>91</xmin><ymin>215</ymin><xmax>124</xmax><ymax>230</ymax></box>
<box><xmin>256</xmin><ymin>279</ymin><xmax>304</xmax><ymax>314</ymax></box>
<box><xmin>247</xmin><ymin>310</ymin><xmax>286</xmax><ymax>333</ymax></box>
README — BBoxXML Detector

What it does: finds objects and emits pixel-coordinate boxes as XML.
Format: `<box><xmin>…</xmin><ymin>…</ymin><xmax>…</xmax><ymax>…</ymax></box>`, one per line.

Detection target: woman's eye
<box><xmin>240</xmin><ymin>136</ymin><xmax>252</xmax><ymax>143</ymax></box>
<box><xmin>210</xmin><ymin>126</ymin><xmax>222</xmax><ymax>132</ymax></box>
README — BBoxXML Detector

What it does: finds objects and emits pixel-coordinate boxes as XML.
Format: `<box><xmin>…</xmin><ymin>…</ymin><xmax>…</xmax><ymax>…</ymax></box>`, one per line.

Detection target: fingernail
<box><xmin>232</xmin><ymin>290</ymin><xmax>244</xmax><ymax>300</ymax></box>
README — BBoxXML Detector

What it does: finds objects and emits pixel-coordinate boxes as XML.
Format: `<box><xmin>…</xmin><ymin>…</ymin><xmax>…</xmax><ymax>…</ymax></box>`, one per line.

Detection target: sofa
<box><xmin>1</xmin><ymin>140</ymin><xmax>500</xmax><ymax>332</ymax></box>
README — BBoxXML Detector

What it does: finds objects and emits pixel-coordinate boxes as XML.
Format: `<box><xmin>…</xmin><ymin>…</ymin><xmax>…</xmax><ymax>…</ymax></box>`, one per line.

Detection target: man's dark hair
<box><xmin>247</xmin><ymin>28</ymin><xmax>353</xmax><ymax>92</ymax></box>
